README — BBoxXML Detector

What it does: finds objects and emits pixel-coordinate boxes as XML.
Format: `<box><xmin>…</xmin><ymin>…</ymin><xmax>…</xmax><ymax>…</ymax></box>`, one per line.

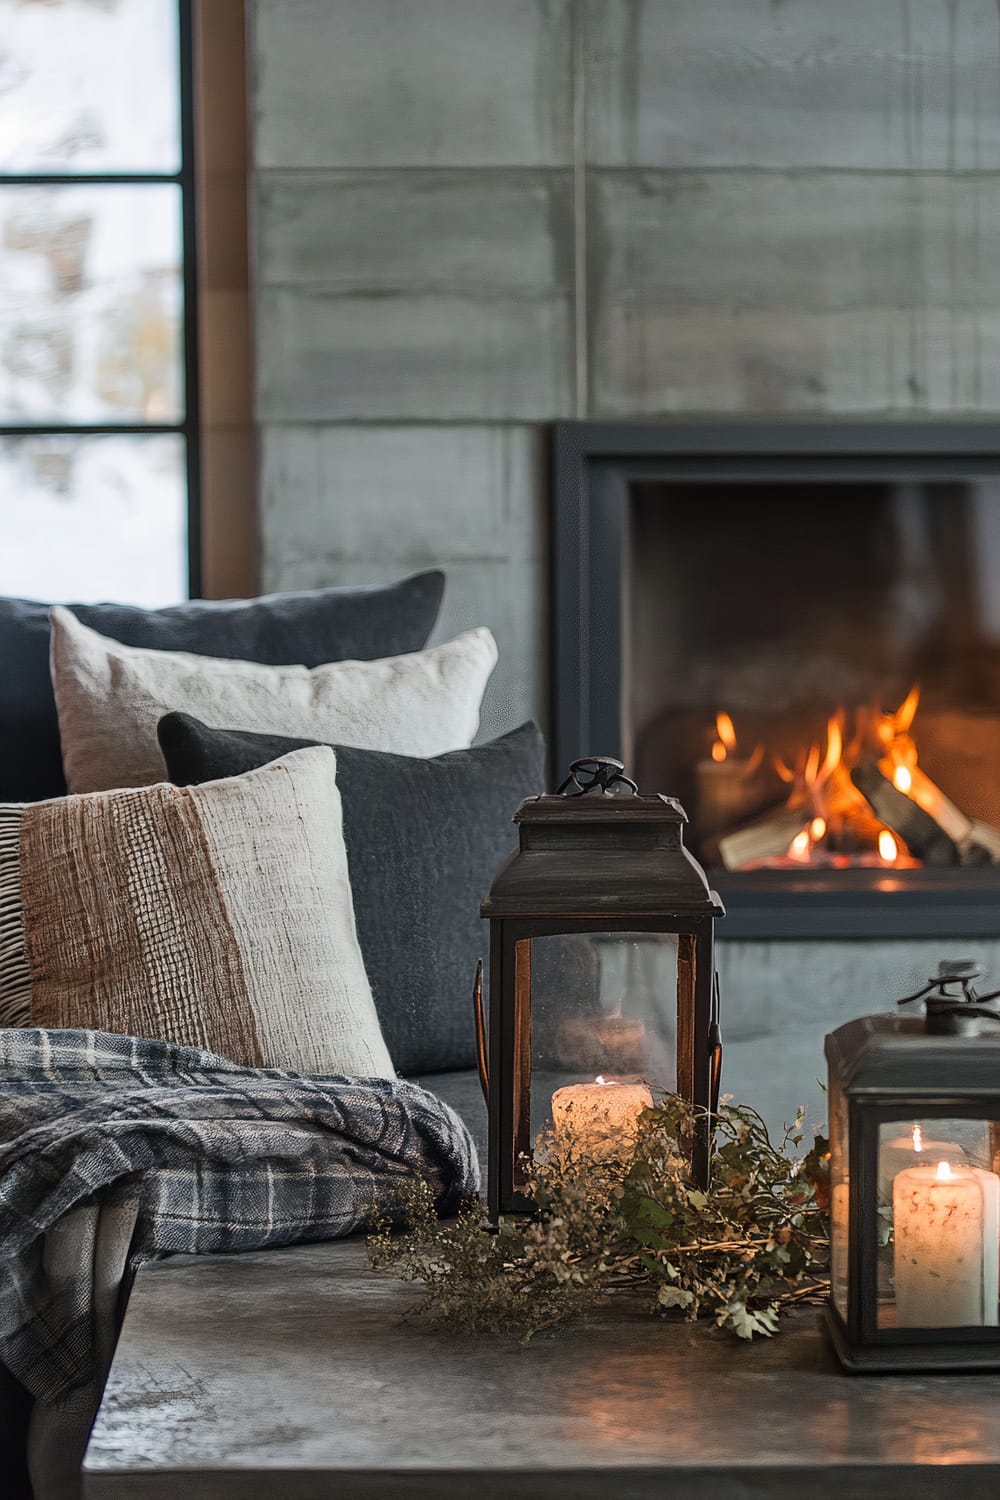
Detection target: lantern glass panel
<box><xmin>875</xmin><ymin>1115</ymin><xmax>1000</xmax><ymax>1331</ymax></box>
<box><xmin>525</xmin><ymin>931</ymin><xmax>679</xmax><ymax>1146</ymax></box>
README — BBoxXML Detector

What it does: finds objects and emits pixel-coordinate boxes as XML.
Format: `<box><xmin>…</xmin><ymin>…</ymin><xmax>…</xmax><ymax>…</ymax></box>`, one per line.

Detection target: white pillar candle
<box><xmin>551</xmin><ymin>1077</ymin><xmax>653</xmax><ymax>1164</ymax></box>
<box><xmin>878</xmin><ymin>1125</ymin><xmax>966</xmax><ymax>1204</ymax></box>
<box><xmin>893</xmin><ymin>1160</ymin><xmax>1000</xmax><ymax>1328</ymax></box>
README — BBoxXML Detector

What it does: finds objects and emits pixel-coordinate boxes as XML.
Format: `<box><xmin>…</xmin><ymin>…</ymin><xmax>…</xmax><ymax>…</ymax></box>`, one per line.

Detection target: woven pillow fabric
<box><xmin>50</xmin><ymin>605</ymin><xmax>498</xmax><ymax>794</ymax></box>
<box><xmin>158</xmin><ymin>714</ymin><xmax>547</xmax><ymax>1074</ymax></box>
<box><xmin>0</xmin><ymin>570</ymin><xmax>444</xmax><ymax>803</ymax></box>
<box><xmin>0</xmin><ymin>747</ymin><xmax>395</xmax><ymax>1080</ymax></box>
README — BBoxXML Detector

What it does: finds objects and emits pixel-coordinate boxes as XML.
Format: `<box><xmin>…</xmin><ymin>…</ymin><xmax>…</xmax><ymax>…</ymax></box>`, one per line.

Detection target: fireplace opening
<box><xmin>552</xmin><ymin>421</ymin><xmax>1000</xmax><ymax>938</ymax></box>
<box><xmin>629</xmin><ymin>479</ymin><xmax>1000</xmax><ymax>874</ymax></box>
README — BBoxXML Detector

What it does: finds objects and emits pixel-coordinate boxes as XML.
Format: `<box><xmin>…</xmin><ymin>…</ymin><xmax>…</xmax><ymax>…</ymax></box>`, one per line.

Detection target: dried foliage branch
<box><xmin>368</xmin><ymin>1095</ymin><xmax>831</xmax><ymax>1342</ymax></box>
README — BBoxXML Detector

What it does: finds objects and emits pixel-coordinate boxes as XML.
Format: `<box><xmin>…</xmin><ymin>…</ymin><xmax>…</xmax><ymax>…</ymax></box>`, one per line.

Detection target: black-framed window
<box><xmin>0</xmin><ymin>0</ymin><xmax>200</xmax><ymax>604</ymax></box>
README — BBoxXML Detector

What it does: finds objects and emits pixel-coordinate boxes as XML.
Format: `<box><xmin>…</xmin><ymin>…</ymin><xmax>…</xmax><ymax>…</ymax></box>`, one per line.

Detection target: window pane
<box><xmin>0</xmin><ymin>184</ymin><xmax>183</xmax><ymax>422</ymax></box>
<box><xmin>0</xmin><ymin>434</ymin><xmax>187</xmax><ymax>605</ymax></box>
<box><xmin>0</xmin><ymin>0</ymin><xmax>180</xmax><ymax>172</ymax></box>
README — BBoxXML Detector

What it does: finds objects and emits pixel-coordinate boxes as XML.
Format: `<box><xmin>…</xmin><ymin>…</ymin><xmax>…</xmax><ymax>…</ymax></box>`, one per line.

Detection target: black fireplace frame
<box><xmin>552</xmin><ymin>419</ymin><xmax>1000</xmax><ymax>940</ymax></box>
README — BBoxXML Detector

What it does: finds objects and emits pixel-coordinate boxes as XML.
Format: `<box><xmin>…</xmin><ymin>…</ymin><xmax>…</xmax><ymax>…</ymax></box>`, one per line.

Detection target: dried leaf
<box><xmin>657</xmin><ymin>1285</ymin><xmax>695</xmax><ymax>1310</ymax></box>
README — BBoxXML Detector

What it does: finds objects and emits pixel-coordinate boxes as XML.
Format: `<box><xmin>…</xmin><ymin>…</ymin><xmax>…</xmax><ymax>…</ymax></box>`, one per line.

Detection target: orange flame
<box><xmin>877</xmin><ymin>683</ymin><xmax>921</xmax><ymax>745</ymax></box>
<box><xmin>878</xmin><ymin>829</ymin><xmax>898</xmax><ymax>863</ymax></box>
<box><xmin>821</xmin><ymin>715</ymin><xmax>843</xmax><ymax>780</ymax></box>
<box><xmin>789</xmin><ymin>830</ymin><xmax>811</xmax><ymax>859</ymax></box>
<box><xmin>896</xmin><ymin>684</ymin><xmax>921</xmax><ymax>735</ymax></box>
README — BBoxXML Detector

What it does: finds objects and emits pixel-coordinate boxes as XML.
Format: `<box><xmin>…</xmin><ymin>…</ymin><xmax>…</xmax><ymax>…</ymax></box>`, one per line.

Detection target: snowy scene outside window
<box><xmin>0</xmin><ymin>0</ymin><xmax>190</xmax><ymax>605</ymax></box>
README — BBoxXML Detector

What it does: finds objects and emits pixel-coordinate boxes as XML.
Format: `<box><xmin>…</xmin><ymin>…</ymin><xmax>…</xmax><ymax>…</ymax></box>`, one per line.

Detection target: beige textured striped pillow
<box><xmin>0</xmin><ymin>747</ymin><xmax>395</xmax><ymax>1080</ymax></box>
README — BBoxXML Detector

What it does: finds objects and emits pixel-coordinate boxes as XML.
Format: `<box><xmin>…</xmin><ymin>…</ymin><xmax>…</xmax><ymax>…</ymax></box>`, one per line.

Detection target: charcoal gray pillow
<box><xmin>0</xmin><ymin>571</ymin><xmax>443</xmax><ymax>803</ymax></box>
<box><xmin>158</xmin><ymin>713</ymin><xmax>545</xmax><ymax>1075</ymax></box>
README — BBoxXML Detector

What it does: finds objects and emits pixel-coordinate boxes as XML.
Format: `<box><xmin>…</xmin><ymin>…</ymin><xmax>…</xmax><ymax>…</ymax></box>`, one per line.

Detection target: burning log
<box><xmin>879</xmin><ymin>760</ymin><xmax>972</xmax><ymax>845</ymax></box>
<box><xmin>716</xmin><ymin>807</ymin><xmax>808</xmax><ymax>871</ymax></box>
<box><xmin>965</xmin><ymin>820</ymin><xmax>1000</xmax><ymax>866</ymax></box>
<box><xmin>850</xmin><ymin>762</ymin><xmax>960</xmax><ymax>867</ymax></box>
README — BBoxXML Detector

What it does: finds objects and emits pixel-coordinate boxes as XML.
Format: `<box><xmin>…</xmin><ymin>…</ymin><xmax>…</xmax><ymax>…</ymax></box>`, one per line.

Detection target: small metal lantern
<box><xmin>825</xmin><ymin>961</ymin><xmax>1000</xmax><ymax>1372</ymax></box>
<box><xmin>477</xmin><ymin>756</ymin><xmax>725</xmax><ymax>1218</ymax></box>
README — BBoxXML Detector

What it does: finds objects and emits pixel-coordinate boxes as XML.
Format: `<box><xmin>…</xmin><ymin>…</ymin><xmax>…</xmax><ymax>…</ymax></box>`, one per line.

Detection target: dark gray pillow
<box><xmin>158</xmin><ymin>712</ymin><xmax>545</xmax><ymax>1076</ymax></box>
<box><xmin>0</xmin><ymin>571</ymin><xmax>443</xmax><ymax>803</ymax></box>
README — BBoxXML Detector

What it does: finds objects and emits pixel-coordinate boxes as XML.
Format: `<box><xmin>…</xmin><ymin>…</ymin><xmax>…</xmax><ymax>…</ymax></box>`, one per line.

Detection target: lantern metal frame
<box><xmin>825</xmin><ymin>1013</ymin><xmax>1000</xmax><ymax>1373</ymax></box>
<box><xmin>480</xmin><ymin>772</ymin><xmax>724</xmax><ymax>1220</ymax></box>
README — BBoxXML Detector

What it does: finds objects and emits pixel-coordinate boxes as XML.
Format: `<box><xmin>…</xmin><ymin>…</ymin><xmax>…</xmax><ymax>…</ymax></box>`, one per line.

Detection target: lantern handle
<box><xmin>709</xmin><ymin>972</ymin><xmax>723</xmax><ymax>1119</ymax></box>
<box><xmin>897</xmin><ymin>972</ymin><xmax>982</xmax><ymax>1007</ymax></box>
<box><xmin>472</xmin><ymin>959</ymin><xmax>489</xmax><ymax>1104</ymax></box>
<box><xmin>556</xmin><ymin>756</ymin><xmax>639</xmax><ymax>798</ymax></box>
<box><xmin>897</xmin><ymin>979</ymin><xmax>949</xmax><ymax>1007</ymax></box>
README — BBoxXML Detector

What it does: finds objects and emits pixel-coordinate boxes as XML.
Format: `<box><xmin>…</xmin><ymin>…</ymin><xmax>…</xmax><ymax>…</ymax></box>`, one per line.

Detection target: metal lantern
<box><xmin>825</xmin><ymin>961</ymin><xmax>1000</xmax><ymax>1372</ymax></box>
<box><xmin>476</xmin><ymin>756</ymin><xmax>725</xmax><ymax>1219</ymax></box>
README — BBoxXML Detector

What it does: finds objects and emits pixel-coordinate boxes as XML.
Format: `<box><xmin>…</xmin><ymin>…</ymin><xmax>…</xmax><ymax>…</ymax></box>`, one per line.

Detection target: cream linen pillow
<box><xmin>50</xmin><ymin>604</ymin><xmax>498</xmax><ymax>793</ymax></box>
<box><xmin>0</xmin><ymin>747</ymin><xmax>395</xmax><ymax>1080</ymax></box>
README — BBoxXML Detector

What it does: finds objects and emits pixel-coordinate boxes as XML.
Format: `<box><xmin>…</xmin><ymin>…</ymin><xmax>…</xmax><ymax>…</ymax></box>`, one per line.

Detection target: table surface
<box><xmin>84</xmin><ymin>1238</ymin><xmax>1000</xmax><ymax>1500</ymax></box>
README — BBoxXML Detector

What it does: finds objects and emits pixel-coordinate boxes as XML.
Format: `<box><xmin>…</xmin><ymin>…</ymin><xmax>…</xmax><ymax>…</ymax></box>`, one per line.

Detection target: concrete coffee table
<box><xmin>84</xmin><ymin>1239</ymin><xmax>1000</xmax><ymax>1498</ymax></box>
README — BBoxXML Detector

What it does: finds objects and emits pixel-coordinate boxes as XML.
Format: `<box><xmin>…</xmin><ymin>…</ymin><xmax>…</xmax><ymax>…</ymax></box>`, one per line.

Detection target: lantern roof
<box><xmin>826</xmin><ymin>1011</ymin><xmax>1000</xmax><ymax>1096</ymax></box>
<box><xmin>481</xmin><ymin>760</ymin><xmax>725</xmax><ymax>921</ymax></box>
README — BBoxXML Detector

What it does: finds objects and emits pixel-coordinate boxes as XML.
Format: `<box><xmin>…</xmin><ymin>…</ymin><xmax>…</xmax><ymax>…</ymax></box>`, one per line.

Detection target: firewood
<box><xmin>886</xmin><ymin>763</ymin><xmax>973</xmax><ymax>845</ymax></box>
<box><xmin>850</xmin><ymin>762</ymin><xmax>960</xmax><ymax>867</ymax></box>
<box><xmin>716</xmin><ymin>807</ymin><xmax>806</xmax><ymax>871</ymax></box>
<box><xmin>962</xmin><ymin>819</ymin><xmax>1000</xmax><ymax>866</ymax></box>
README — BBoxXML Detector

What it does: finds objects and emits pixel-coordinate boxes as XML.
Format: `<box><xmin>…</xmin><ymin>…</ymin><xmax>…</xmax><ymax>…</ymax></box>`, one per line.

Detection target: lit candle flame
<box><xmin>912</xmin><ymin>1123</ymin><xmax>923</xmax><ymax>1153</ymax></box>
<box><xmin>810</xmin><ymin>816</ymin><xmax>827</xmax><ymax>841</ymax></box>
<box><xmin>790</xmin><ymin>829</ymin><xmax>811</xmax><ymax>859</ymax></box>
<box><xmin>936</xmin><ymin>1159</ymin><xmax>954</xmax><ymax>1181</ymax></box>
<box><xmin>893</xmin><ymin>764</ymin><xmax>913</xmax><ymax>794</ymax></box>
<box><xmin>711</xmin><ymin>711</ymin><xmax>737</xmax><ymax>763</ymax></box>
<box><xmin>878</xmin><ymin>829</ymin><xmax>898</xmax><ymax>863</ymax></box>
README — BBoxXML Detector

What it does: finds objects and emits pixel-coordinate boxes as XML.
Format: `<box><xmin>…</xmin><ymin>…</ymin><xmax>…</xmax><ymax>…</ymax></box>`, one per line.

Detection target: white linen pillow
<box><xmin>0</xmin><ymin>746</ymin><xmax>396</xmax><ymax>1080</ymax></box>
<box><xmin>49</xmin><ymin>604</ymin><xmax>498</xmax><ymax>793</ymax></box>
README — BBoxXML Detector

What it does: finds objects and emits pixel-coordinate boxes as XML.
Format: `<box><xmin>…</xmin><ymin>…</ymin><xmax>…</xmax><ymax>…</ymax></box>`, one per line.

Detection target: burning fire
<box><xmin>771</xmin><ymin>703</ymin><xmax>904</xmax><ymax>866</ymax></box>
<box><xmin>710</xmin><ymin>684</ymin><xmax>972</xmax><ymax>870</ymax></box>
<box><xmin>769</xmin><ymin>687</ymin><xmax>942</xmax><ymax>866</ymax></box>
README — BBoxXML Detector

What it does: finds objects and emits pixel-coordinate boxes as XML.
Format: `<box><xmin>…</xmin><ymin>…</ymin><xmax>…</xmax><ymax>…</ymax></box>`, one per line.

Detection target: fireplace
<box><xmin>552</xmin><ymin>421</ymin><xmax>1000</xmax><ymax>939</ymax></box>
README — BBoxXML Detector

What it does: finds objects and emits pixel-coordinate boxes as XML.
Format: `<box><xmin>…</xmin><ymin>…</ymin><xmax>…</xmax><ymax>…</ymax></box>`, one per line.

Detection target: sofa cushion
<box><xmin>0</xmin><ymin>571</ymin><xmax>444</xmax><ymax>802</ymax></box>
<box><xmin>158</xmin><ymin>713</ymin><xmax>545</xmax><ymax>1075</ymax></box>
<box><xmin>0</xmin><ymin>747</ymin><xmax>394</xmax><ymax>1080</ymax></box>
<box><xmin>51</xmin><ymin>606</ymin><xmax>497</xmax><ymax>793</ymax></box>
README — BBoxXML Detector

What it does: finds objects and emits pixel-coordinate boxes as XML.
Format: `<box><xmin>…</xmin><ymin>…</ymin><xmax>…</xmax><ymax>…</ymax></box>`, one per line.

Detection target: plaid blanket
<box><xmin>0</xmin><ymin>1028</ymin><xmax>479</xmax><ymax>1406</ymax></box>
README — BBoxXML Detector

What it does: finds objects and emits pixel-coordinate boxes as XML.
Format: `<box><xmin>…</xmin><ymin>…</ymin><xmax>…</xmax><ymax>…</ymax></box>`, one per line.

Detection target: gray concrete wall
<box><xmin>249</xmin><ymin>0</ymin><xmax>1000</xmax><ymax>740</ymax></box>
